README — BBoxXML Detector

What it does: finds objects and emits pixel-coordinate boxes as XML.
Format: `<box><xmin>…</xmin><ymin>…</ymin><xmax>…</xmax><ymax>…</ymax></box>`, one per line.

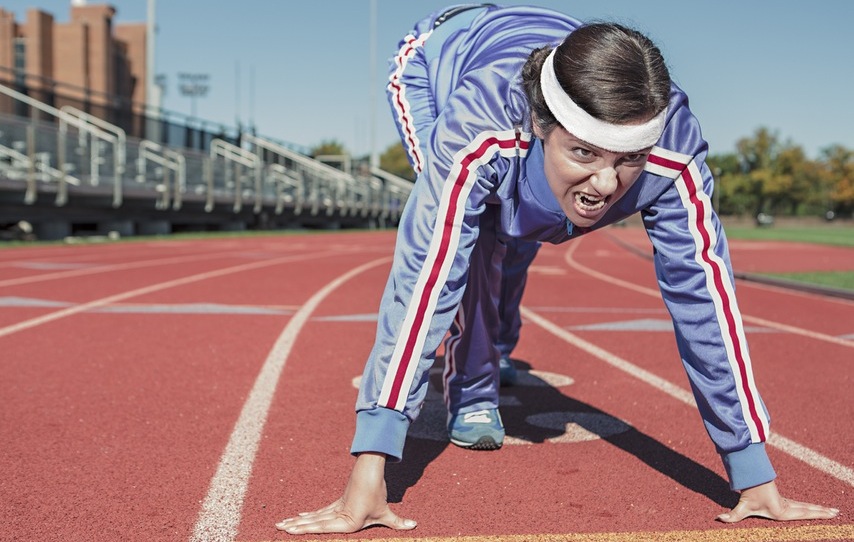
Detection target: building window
<box><xmin>13</xmin><ymin>37</ymin><xmax>25</xmax><ymax>85</ymax></box>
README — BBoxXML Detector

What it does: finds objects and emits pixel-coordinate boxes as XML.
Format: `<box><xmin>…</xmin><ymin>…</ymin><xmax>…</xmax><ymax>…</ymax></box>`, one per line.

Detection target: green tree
<box><xmin>768</xmin><ymin>145</ymin><xmax>816</xmax><ymax>215</ymax></box>
<box><xmin>820</xmin><ymin>145</ymin><xmax>854</xmax><ymax>217</ymax></box>
<box><xmin>310</xmin><ymin>139</ymin><xmax>348</xmax><ymax>158</ymax></box>
<box><xmin>379</xmin><ymin>142</ymin><xmax>416</xmax><ymax>181</ymax></box>
<box><xmin>310</xmin><ymin>140</ymin><xmax>350</xmax><ymax>172</ymax></box>
<box><xmin>707</xmin><ymin>152</ymin><xmax>749</xmax><ymax>215</ymax></box>
<box><xmin>735</xmin><ymin>127</ymin><xmax>778</xmax><ymax>215</ymax></box>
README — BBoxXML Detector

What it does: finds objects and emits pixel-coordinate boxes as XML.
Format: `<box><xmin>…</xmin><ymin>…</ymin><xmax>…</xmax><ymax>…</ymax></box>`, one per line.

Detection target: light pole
<box><xmin>369</xmin><ymin>0</ymin><xmax>378</xmax><ymax>169</ymax></box>
<box><xmin>145</xmin><ymin>0</ymin><xmax>161</xmax><ymax>141</ymax></box>
<box><xmin>178</xmin><ymin>72</ymin><xmax>210</xmax><ymax>119</ymax></box>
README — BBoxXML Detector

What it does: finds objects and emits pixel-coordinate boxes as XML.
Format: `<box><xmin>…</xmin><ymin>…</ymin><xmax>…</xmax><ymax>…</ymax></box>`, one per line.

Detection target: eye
<box><xmin>620</xmin><ymin>152</ymin><xmax>648</xmax><ymax>165</ymax></box>
<box><xmin>570</xmin><ymin>146</ymin><xmax>595</xmax><ymax>161</ymax></box>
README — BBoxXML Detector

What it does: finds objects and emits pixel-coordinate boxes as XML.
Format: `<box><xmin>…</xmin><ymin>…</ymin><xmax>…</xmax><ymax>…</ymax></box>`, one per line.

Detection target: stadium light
<box><xmin>178</xmin><ymin>72</ymin><xmax>210</xmax><ymax>119</ymax></box>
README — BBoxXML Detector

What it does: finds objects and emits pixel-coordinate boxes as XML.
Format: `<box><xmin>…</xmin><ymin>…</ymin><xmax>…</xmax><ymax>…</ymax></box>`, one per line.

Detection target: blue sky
<box><xmin>4</xmin><ymin>1</ymin><xmax>854</xmax><ymax>159</ymax></box>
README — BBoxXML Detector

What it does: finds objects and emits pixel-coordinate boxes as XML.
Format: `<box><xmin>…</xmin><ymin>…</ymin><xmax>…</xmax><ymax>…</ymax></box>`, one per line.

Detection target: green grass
<box><xmin>722</xmin><ymin>223</ymin><xmax>854</xmax><ymax>247</ymax></box>
<box><xmin>766</xmin><ymin>271</ymin><xmax>854</xmax><ymax>291</ymax></box>
<box><xmin>3</xmin><ymin>221</ymin><xmax>852</xmax><ymax>293</ymax></box>
<box><xmin>723</xmin><ymin>221</ymin><xmax>854</xmax><ymax>292</ymax></box>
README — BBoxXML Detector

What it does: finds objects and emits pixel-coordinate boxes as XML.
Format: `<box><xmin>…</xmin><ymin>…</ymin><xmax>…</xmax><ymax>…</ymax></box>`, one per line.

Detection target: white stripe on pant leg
<box><xmin>190</xmin><ymin>257</ymin><xmax>392</xmax><ymax>542</ymax></box>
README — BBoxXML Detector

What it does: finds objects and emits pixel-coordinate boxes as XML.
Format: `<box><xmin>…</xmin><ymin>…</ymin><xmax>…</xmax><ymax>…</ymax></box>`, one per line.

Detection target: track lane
<box><xmin>554</xmin><ymin>234</ymin><xmax>852</xmax><ymax>478</ymax></box>
<box><xmin>0</xmin><ymin>250</ymin><xmax>342</xmax><ymax>339</ymax></box>
<box><xmin>190</xmin><ymin>255</ymin><xmax>393</xmax><ymax>542</ymax></box>
<box><xmin>594</xmin><ymin>229</ymin><xmax>854</xmax><ymax>339</ymax></box>
<box><xmin>241</xmin><ymin>231</ymin><xmax>849</xmax><ymax>540</ymax></box>
<box><xmin>2</xmin><ymin>312</ymin><xmax>287</xmax><ymax>541</ymax></box>
<box><xmin>0</xmin><ymin>234</ymin><xmax>397</xmax><ymax>541</ymax></box>
<box><xmin>1</xmin><ymin>230</ymin><xmax>849</xmax><ymax>542</ymax></box>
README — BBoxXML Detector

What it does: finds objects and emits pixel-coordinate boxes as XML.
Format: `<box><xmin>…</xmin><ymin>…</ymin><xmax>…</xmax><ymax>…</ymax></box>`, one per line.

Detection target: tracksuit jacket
<box><xmin>351</xmin><ymin>4</ymin><xmax>775</xmax><ymax>491</ymax></box>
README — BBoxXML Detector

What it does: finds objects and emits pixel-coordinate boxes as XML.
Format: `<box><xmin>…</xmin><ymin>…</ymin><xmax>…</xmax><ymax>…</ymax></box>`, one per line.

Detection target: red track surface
<box><xmin>0</xmin><ymin>229</ymin><xmax>851</xmax><ymax>542</ymax></box>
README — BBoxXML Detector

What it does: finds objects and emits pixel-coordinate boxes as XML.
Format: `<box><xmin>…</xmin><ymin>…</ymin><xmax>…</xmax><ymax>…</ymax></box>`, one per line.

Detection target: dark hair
<box><xmin>522</xmin><ymin>23</ymin><xmax>671</xmax><ymax>136</ymax></box>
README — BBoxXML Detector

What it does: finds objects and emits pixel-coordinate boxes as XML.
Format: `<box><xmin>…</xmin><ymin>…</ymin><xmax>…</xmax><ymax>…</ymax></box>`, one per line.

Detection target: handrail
<box><xmin>60</xmin><ymin>105</ymin><xmax>127</xmax><ymax>175</ymax></box>
<box><xmin>370</xmin><ymin>167</ymin><xmax>414</xmax><ymax>221</ymax></box>
<box><xmin>242</xmin><ymin>133</ymin><xmax>351</xmax><ymax>181</ymax></box>
<box><xmin>0</xmin><ymin>82</ymin><xmax>125</xmax><ymax>207</ymax></box>
<box><xmin>0</xmin><ymin>143</ymin><xmax>81</xmax><ymax>185</ymax></box>
<box><xmin>210</xmin><ymin>138</ymin><xmax>259</xmax><ymax>168</ymax></box>
<box><xmin>242</xmin><ymin>133</ymin><xmax>360</xmax><ymax>216</ymax></box>
<box><xmin>369</xmin><ymin>167</ymin><xmax>415</xmax><ymax>190</ymax></box>
<box><xmin>0</xmin><ymin>81</ymin><xmax>410</xmax><ymax>227</ymax></box>
<box><xmin>267</xmin><ymin>162</ymin><xmax>305</xmax><ymax>215</ymax></box>
<box><xmin>210</xmin><ymin>138</ymin><xmax>262</xmax><ymax>213</ymax></box>
<box><xmin>138</xmin><ymin>140</ymin><xmax>186</xmax><ymax>210</ymax></box>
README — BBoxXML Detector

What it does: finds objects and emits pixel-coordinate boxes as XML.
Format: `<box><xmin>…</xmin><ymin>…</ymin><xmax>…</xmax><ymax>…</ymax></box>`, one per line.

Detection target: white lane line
<box><xmin>520</xmin><ymin>307</ymin><xmax>696</xmax><ymax>407</ymax></box>
<box><xmin>520</xmin><ymin>306</ymin><xmax>854</xmax><ymax>487</ymax></box>
<box><xmin>0</xmin><ymin>250</ymin><xmax>252</xmax><ymax>287</ymax></box>
<box><xmin>562</xmin><ymin>241</ymin><xmax>854</xmax><ymax>349</ymax></box>
<box><xmin>739</xmin><ymin>313</ymin><xmax>854</xmax><ymax>348</ymax></box>
<box><xmin>189</xmin><ymin>256</ymin><xmax>392</xmax><ymax>542</ymax></box>
<box><xmin>0</xmin><ymin>250</ymin><xmax>348</xmax><ymax>339</ymax></box>
<box><xmin>767</xmin><ymin>433</ymin><xmax>854</xmax><ymax>486</ymax></box>
<box><xmin>524</xmin><ymin>239</ymin><xmax>854</xmax><ymax>487</ymax></box>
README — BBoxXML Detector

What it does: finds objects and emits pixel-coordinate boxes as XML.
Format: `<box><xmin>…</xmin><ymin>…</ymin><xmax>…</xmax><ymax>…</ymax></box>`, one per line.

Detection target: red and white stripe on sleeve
<box><xmin>646</xmin><ymin>147</ymin><xmax>770</xmax><ymax>443</ymax></box>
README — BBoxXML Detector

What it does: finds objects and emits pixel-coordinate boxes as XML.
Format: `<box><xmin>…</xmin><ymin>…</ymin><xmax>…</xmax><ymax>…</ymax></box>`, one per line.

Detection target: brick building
<box><xmin>0</xmin><ymin>2</ymin><xmax>146</xmax><ymax>129</ymax></box>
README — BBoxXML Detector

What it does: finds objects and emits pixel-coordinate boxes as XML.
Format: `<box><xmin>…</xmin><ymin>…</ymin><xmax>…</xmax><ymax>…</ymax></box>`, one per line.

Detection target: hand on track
<box><xmin>717</xmin><ymin>480</ymin><xmax>839</xmax><ymax>523</ymax></box>
<box><xmin>276</xmin><ymin>453</ymin><xmax>416</xmax><ymax>535</ymax></box>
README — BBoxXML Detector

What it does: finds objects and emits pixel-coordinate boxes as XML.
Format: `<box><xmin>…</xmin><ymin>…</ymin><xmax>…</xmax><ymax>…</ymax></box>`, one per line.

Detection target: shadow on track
<box><xmin>385</xmin><ymin>357</ymin><xmax>738</xmax><ymax>509</ymax></box>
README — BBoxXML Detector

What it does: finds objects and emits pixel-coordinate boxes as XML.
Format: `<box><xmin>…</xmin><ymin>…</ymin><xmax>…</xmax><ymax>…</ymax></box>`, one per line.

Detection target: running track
<box><xmin>0</xmin><ymin>228</ymin><xmax>851</xmax><ymax>542</ymax></box>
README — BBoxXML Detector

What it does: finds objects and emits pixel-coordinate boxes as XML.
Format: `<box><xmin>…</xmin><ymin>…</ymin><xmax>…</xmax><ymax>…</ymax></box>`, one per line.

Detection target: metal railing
<box><xmin>0</xmin><ymin>134</ymin><xmax>81</xmax><ymax>204</ymax></box>
<box><xmin>0</xmin><ymin>83</ymin><xmax>125</xmax><ymax>207</ymax></box>
<box><xmin>370</xmin><ymin>167</ymin><xmax>414</xmax><ymax>222</ymax></box>
<box><xmin>59</xmin><ymin>105</ymin><xmax>126</xmax><ymax>207</ymax></box>
<box><xmin>241</xmin><ymin>133</ymin><xmax>402</xmax><ymax>219</ymax></box>
<box><xmin>209</xmin><ymin>138</ymin><xmax>262</xmax><ymax>213</ymax></box>
<box><xmin>136</xmin><ymin>139</ymin><xmax>186</xmax><ymax>210</ymax></box>
<box><xmin>0</xmin><ymin>81</ymin><xmax>414</xmax><ymax>231</ymax></box>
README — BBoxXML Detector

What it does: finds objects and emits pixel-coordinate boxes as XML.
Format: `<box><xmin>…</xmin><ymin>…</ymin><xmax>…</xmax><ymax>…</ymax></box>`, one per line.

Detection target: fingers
<box><xmin>276</xmin><ymin>514</ymin><xmax>359</xmax><ymax>535</ymax></box>
<box><xmin>276</xmin><ymin>504</ymin><xmax>349</xmax><ymax>534</ymax></box>
<box><xmin>276</xmin><ymin>515</ymin><xmax>416</xmax><ymax>534</ymax></box>
<box><xmin>276</xmin><ymin>504</ymin><xmax>416</xmax><ymax>535</ymax></box>
<box><xmin>276</xmin><ymin>507</ymin><xmax>334</xmax><ymax>529</ymax></box>
<box><xmin>296</xmin><ymin>500</ymin><xmax>340</xmax><ymax>517</ymax></box>
<box><xmin>770</xmin><ymin>499</ymin><xmax>840</xmax><ymax>521</ymax></box>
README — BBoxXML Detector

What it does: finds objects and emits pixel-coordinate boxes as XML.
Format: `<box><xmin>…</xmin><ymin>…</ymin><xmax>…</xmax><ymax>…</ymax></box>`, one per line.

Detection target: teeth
<box><xmin>575</xmin><ymin>193</ymin><xmax>607</xmax><ymax>211</ymax></box>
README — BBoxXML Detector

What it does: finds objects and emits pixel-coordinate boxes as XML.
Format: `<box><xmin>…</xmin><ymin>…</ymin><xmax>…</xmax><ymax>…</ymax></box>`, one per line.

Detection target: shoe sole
<box><xmin>449</xmin><ymin>435</ymin><xmax>503</xmax><ymax>450</ymax></box>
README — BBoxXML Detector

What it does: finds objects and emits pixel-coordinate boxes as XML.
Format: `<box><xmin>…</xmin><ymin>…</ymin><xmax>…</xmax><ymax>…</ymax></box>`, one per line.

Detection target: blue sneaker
<box><xmin>448</xmin><ymin>408</ymin><xmax>504</xmax><ymax>450</ymax></box>
<box><xmin>499</xmin><ymin>357</ymin><xmax>518</xmax><ymax>387</ymax></box>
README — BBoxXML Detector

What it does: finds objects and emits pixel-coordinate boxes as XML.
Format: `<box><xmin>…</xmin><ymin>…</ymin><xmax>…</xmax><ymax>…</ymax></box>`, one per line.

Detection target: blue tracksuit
<box><xmin>352</xmin><ymin>3</ymin><xmax>775</xmax><ymax>491</ymax></box>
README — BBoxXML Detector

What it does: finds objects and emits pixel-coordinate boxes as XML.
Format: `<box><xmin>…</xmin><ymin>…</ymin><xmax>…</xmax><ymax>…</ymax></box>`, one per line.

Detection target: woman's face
<box><xmin>538</xmin><ymin>125</ymin><xmax>651</xmax><ymax>228</ymax></box>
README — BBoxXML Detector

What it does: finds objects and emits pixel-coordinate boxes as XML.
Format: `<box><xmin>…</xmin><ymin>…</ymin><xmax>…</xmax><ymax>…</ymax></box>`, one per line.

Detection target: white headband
<box><xmin>539</xmin><ymin>48</ymin><xmax>666</xmax><ymax>152</ymax></box>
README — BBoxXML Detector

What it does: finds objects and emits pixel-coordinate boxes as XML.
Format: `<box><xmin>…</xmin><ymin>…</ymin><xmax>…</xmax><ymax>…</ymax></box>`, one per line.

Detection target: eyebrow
<box><xmin>572</xmin><ymin>137</ymin><xmax>652</xmax><ymax>157</ymax></box>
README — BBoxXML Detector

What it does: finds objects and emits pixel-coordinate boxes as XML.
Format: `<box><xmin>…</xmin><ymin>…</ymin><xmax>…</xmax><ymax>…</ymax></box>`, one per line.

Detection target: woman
<box><xmin>277</xmin><ymin>4</ymin><xmax>839</xmax><ymax>534</ymax></box>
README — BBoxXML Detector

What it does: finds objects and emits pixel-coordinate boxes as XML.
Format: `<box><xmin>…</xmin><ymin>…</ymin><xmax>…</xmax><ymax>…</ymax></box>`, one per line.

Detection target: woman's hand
<box><xmin>717</xmin><ymin>480</ymin><xmax>839</xmax><ymax>523</ymax></box>
<box><xmin>276</xmin><ymin>452</ymin><xmax>417</xmax><ymax>535</ymax></box>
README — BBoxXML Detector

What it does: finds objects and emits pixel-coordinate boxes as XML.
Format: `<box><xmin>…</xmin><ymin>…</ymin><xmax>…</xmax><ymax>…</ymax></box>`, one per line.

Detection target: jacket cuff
<box><xmin>350</xmin><ymin>408</ymin><xmax>409</xmax><ymax>462</ymax></box>
<box><xmin>721</xmin><ymin>442</ymin><xmax>776</xmax><ymax>490</ymax></box>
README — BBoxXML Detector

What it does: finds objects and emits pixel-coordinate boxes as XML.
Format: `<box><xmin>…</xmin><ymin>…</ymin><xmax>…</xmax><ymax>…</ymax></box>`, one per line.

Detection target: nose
<box><xmin>589</xmin><ymin>167</ymin><xmax>618</xmax><ymax>196</ymax></box>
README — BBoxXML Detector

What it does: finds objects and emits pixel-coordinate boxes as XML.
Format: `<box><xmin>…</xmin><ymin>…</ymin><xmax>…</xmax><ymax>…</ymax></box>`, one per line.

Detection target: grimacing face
<box><xmin>536</xmin><ymin>125</ymin><xmax>651</xmax><ymax>228</ymax></box>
